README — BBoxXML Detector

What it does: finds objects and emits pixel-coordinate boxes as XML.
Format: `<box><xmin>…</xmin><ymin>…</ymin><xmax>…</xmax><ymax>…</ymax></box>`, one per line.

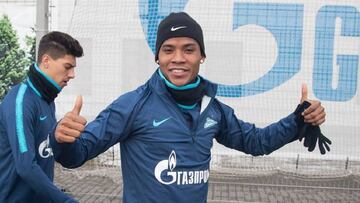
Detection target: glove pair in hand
<box><xmin>294</xmin><ymin>101</ymin><xmax>332</xmax><ymax>154</ymax></box>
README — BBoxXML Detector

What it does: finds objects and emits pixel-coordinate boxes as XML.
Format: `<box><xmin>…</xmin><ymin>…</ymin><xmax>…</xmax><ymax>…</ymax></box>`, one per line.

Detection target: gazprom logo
<box><xmin>38</xmin><ymin>135</ymin><xmax>53</xmax><ymax>159</ymax></box>
<box><xmin>154</xmin><ymin>150</ymin><xmax>209</xmax><ymax>185</ymax></box>
<box><xmin>138</xmin><ymin>1</ymin><xmax>360</xmax><ymax>101</ymax></box>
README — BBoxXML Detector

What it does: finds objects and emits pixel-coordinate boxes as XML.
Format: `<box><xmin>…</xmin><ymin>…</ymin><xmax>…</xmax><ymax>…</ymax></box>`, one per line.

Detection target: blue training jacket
<box><xmin>51</xmin><ymin>70</ymin><xmax>300</xmax><ymax>203</ymax></box>
<box><xmin>0</xmin><ymin>80</ymin><xmax>77</xmax><ymax>202</ymax></box>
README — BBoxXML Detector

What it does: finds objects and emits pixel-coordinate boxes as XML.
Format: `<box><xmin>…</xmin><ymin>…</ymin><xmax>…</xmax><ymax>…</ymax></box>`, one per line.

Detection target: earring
<box><xmin>156</xmin><ymin>60</ymin><xmax>159</xmax><ymax>64</ymax></box>
<box><xmin>200</xmin><ymin>59</ymin><xmax>204</xmax><ymax>64</ymax></box>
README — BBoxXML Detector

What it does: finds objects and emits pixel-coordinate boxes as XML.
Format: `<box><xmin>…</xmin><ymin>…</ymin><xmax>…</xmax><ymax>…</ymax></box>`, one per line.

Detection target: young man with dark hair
<box><xmin>0</xmin><ymin>31</ymin><xmax>83</xmax><ymax>202</ymax></box>
<box><xmin>50</xmin><ymin>12</ymin><xmax>330</xmax><ymax>202</ymax></box>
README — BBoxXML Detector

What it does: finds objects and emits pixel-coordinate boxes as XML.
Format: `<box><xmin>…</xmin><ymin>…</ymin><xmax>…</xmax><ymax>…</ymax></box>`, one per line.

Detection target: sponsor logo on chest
<box><xmin>154</xmin><ymin>150</ymin><xmax>209</xmax><ymax>185</ymax></box>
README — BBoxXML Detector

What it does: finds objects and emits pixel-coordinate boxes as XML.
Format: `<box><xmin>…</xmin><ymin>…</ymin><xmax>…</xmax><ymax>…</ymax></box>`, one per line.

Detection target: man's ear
<box><xmin>41</xmin><ymin>54</ymin><xmax>51</xmax><ymax>69</ymax></box>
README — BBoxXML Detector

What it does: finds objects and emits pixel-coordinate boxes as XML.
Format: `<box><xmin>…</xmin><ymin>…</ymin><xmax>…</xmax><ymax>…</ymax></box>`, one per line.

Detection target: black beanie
<box><xmin>155</xmin><ymin>12</ymin><xmax>206</xmax><ymax>61</ymax></box>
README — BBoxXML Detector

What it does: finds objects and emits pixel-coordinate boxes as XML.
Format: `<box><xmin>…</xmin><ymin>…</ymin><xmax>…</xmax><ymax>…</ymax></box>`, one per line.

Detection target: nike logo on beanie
<box><xmin>171</xmin><ymin>26</ymin><xmax>187</xmax><ymax>31</ymax></box>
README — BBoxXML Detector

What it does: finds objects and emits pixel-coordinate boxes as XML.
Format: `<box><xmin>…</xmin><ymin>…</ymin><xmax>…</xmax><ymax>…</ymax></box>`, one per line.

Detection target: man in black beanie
<box><xmin>50</xmin><ymin>12</ymin><xmax>330</xmax><ymax>203</ymax></box>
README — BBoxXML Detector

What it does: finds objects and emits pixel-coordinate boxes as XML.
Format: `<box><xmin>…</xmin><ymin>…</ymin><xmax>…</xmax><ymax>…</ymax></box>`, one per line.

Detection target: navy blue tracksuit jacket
<box><xmin>51</xmin><ymin>70</ymin><xmax>300</xmax><ymax>203</ymax></box>
<box><xmin>0</xmin><ymin>79</ymin><xmax>76</xmax><ymax>202</ymax></box>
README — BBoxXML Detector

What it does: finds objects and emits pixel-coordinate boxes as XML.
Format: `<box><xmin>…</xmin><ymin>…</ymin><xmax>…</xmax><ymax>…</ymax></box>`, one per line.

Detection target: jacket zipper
<box><xmin>163</xmin><ymin>91</ymin><xmax>214</xmax><ymax>144</ymax></box>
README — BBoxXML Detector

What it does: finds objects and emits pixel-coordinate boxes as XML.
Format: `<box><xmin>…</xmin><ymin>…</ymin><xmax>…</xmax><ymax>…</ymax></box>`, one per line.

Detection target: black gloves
<box><xmin>294</xmin><ymin>101</ymin><xmax>332</xmax><ymax>154</ymax></box>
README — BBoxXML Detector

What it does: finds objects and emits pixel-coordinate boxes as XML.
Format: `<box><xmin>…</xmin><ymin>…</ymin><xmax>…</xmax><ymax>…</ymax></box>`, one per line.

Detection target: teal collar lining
<box><xmin>157</xmin><ymin>68</ymin><xmax>200</xmax><ymax>90</ymax></box>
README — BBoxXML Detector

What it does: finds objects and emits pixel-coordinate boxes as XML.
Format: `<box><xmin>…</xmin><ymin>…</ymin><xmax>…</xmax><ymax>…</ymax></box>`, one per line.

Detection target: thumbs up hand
<box><xmin>72</xmin><ymin>95</ymin><xmax>83</xmax><ymax>115</ymax></box>
<box><xmin>299</xmin><ymin>84</ymin><xmax>326</xmax><ymax>126</ymax></box>
<box><xmin>55</xmin><ymin>95</ymin><xmax>87</xmax><ymax>143</ymax></box>
<box><xmin>294</xmin><ymin>84</ymin><xmax>331</xmax><ymax>154</ymax></box>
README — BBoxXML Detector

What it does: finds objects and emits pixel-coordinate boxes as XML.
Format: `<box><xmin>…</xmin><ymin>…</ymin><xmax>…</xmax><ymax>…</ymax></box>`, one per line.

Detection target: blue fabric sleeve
<box><xmin>5</xmin><ymin>86</ymin><xmax>77</xmax><ymax>203</ymax></box>
<box><xmin>215</xmin><ymin>105</ymin><xmax>299</xmax><ymax>156</ymax></box>
<box><xmin>51</xmin><ymin>90</ymin><xmax>141</xmax><ymax>168</ymax></box>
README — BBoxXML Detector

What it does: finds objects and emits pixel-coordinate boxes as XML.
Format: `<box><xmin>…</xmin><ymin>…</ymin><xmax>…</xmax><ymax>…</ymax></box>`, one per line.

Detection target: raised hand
<box><xmin>296</xmin><ymin>84</ymin><xmax>331</xmax><ymax>154</ymax></box>
<box><xmin>55</xmin><ymin>95</ymin><xmax>87</xmax><ymax>143</ymax></box>
<box><xmin>300</xmin><ymin>84</ymin><xmax>326</xmax><ymax>126</ymax></box>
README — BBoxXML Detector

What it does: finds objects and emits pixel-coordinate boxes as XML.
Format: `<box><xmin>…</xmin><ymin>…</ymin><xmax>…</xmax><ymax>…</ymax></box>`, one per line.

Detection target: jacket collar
<box><xmin>148</xmin><ymin>68</ymin><xmax>218</xmax><ymax>98</ymax></box>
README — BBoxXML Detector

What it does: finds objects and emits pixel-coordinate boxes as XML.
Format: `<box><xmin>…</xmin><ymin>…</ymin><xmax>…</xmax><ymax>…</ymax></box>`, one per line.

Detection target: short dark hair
<box><xmin>37</xmin><ymin>31</ymin><xmax>83</xmax><ymax>63</ymax></box>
